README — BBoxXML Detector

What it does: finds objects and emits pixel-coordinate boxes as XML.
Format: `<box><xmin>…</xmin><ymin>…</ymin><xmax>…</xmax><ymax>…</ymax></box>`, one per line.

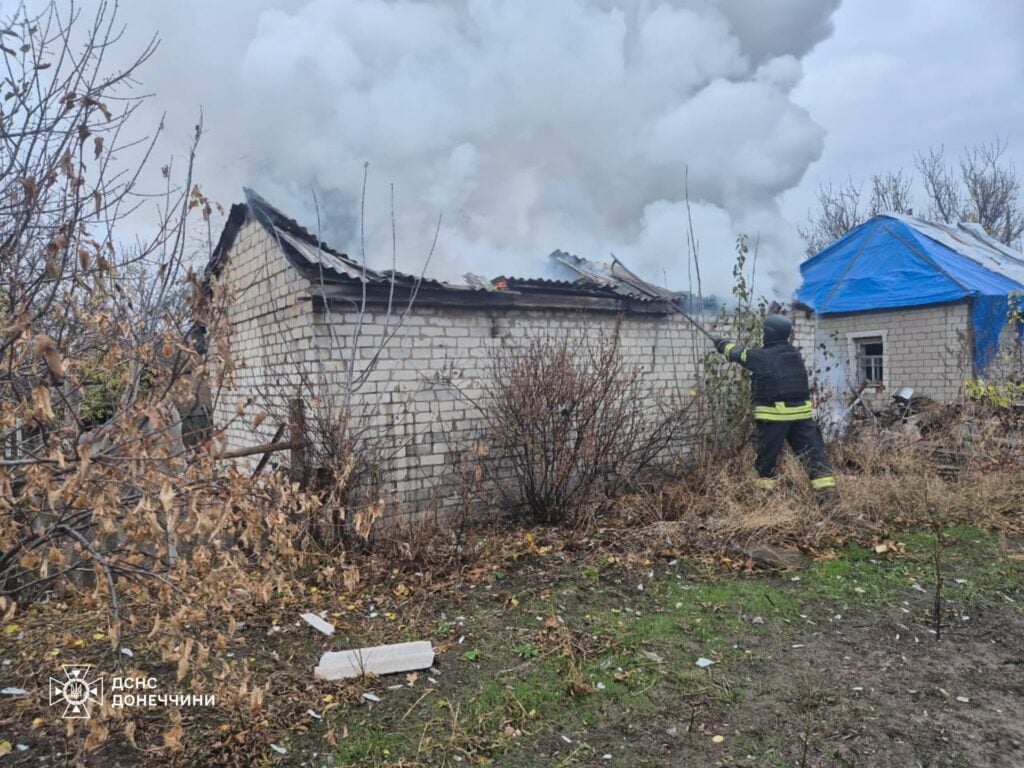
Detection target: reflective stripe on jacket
<box><xmin>752</xmin><ymin>400</ymin><xmax>813</xmax><ymax>422</ymax></box>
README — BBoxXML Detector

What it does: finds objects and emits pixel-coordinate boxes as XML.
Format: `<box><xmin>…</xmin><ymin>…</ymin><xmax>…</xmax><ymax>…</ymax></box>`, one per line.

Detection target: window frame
<box><xmin>847</xmin><ymin>330</ymin><xmax>888</xmax><ymax>390</ymax></box>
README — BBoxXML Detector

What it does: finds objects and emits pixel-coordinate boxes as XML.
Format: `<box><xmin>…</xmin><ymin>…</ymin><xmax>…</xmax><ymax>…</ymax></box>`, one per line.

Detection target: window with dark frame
<box><xmin>856</xmin><ymin>337</ymin><xmax>884</xmax><ymax>385</ymax></box>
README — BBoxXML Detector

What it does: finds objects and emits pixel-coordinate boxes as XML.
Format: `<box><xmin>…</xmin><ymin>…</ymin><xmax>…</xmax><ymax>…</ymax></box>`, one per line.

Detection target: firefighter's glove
<box><xmin>713</xmin><ymin>337</ymin><xmax>731</xmax><ymax>354</ymax></box>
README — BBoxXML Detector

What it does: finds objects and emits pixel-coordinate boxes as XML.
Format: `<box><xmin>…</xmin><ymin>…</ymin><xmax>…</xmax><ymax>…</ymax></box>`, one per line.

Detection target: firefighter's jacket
<box><xmin>721</xmin><ymin>340</ymin><xmax>813</xmax><ymax>422</ymax></box>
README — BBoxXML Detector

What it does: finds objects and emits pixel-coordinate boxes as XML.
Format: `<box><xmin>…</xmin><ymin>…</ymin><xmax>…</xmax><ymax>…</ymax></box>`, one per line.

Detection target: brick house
<box><xmin>204</xmin><ymin>190</ymin><xmax>706</xmax><ymax>516</ymax></box>
<box><xmin>794</xmin><ymin>215</ymin><xmax>1024</xmax><ymax>411</ymax></box>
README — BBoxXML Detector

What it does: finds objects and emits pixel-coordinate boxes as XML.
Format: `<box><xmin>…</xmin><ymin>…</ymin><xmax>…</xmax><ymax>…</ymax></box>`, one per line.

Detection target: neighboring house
<box><xmin>795</xmin><ymin>214</ymin><xmax>1024</xmax><ymax>410</ymax></box>
<box><xmin>205</xmin><ymin>190</ymin><xmax>704</xmax><ymax>517</ymax></box>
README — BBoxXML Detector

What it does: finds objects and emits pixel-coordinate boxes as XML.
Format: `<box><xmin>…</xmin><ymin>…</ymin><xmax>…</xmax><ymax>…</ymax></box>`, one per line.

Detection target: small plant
<box><xmin>928</xmin><ymin>492</ymin><xmax>946</xmax><ymax>642</ymax></box>
<box><xmin>797</xmin><ymin>673</ymin><xmax>818</xmax><ymax>768</ymax></box>
<box><xmin>932</xmin><ymin>525</ymin><xmax>945</xmax><ymax>641</ymax></box>
<box><xmin>512</xmin><ymin>643</ymin><xmax>539</xmax><ymax>660</ymax></box>
<box><xmin>963</xmin><ymin>378</ymin><xmax>1024</xmax><ymax>408</ymax></box>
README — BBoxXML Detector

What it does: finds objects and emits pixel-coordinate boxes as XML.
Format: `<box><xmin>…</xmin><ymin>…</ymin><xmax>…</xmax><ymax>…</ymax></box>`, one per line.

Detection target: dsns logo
<box><xmin>49</xmin><ymin>665</ymin><xmax>103</xmax><ymax>719</ymax></box>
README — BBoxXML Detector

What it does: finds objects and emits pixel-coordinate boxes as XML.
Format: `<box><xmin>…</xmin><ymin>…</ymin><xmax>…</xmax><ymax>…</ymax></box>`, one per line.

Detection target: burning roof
<box><xmin>208</xmin><ymin>190</ymin><xmax>690</xmax><ymax>314</ymax></box>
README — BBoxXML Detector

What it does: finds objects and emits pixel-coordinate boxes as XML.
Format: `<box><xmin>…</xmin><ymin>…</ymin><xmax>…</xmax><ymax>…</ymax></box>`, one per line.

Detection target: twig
<box><xmin>399</xmin><ymin>689</ymin><xmax>435</xmax><ymax>724</ymax></box>
<box><xmin>249</xmin><ymin>423</ymin><xmax>287</xmax><ymax>477</ymax></box>
<box><xmin>931</xmin><ymin>505</ymin><xmax>945</xmax><ymax>642</ymax></box>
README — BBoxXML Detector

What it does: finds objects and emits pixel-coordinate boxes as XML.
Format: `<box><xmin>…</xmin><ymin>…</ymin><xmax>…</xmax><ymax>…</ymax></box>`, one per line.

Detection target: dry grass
<box><xmin>612</xmin><ymin>428</ymin><xmax>1024</xmax><ymax>559</ymax></box>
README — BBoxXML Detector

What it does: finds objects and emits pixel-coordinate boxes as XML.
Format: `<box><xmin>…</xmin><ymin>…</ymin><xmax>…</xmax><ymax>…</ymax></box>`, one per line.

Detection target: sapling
<box><xmin>798</xmin><ymin>672</ymin><xmax>817</xmax><ymax>768</ymax></box>
<box><xmin>926</xmin><ymin>486</ymin><xmax>946</xmax><ymax>641</ymax></box>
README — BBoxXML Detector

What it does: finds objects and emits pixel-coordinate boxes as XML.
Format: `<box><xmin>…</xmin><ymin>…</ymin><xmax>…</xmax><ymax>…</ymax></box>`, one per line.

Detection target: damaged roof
<box><xmin>798</xmin><ymin>213</ymin><xmax>1024</xmax><ymax>314</ymax></box>
<box><xmin>548</xmin><ymin>250</ymin><xmax>683</xmax><ymax>302</ymax></box>
<box><xmin>208</xmin><ymin>188</ymin><xmax>452</xmax><ymax>292</ymax></box>
<box><xmin>207</xmin><ymin>190</ymin><xmax>686</xmax><ymax>313</ymax></box>
<box><xmin>884</xmin><ymin>214</ymin><xmax>1024</xmax><ymax>286</ymax></box>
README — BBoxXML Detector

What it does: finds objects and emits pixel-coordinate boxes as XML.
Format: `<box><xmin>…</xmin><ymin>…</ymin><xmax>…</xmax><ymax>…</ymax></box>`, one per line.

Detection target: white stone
<box><xmin>315</xmin><ymin>641</ymin><xmax>435</xmax><ymax>680</ymax></box>
<box><xmin>300</xmin><ymin>613</ymin><xmax>335</xmax><ymax>636</ymax></box>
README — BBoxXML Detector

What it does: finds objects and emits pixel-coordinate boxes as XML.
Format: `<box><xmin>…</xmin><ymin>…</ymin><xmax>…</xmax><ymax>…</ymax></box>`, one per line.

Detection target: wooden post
<box><xmin>289</xmin><ymin>398</ymin><xmax>307</xmax><ymax>486</ymax></box>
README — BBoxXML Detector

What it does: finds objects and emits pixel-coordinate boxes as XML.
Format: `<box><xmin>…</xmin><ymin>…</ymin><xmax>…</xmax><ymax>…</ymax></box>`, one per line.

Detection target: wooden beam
<box><xmin>251</xmin><ymin>423</ymin><xmax>286</xmax><ymax>478</ymax></box>
<box><xmin>215</xmin><ymin>440</ymin><xmax>306</xmax><ymax>461</ymax></box>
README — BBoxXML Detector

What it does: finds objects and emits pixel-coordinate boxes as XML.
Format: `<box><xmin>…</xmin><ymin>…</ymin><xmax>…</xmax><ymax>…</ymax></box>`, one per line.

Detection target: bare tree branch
<box><xmin>802</xmin><ymin>139</ymin><xmax>1024</xmax><ymax>254</ymax></box>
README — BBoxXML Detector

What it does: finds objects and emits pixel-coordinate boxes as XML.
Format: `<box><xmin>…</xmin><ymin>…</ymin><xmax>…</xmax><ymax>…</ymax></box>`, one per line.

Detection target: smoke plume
<box><xmin>116</xmin><ymin>0</ymin><xmax>842</xmax><ymax>300</ymax></box>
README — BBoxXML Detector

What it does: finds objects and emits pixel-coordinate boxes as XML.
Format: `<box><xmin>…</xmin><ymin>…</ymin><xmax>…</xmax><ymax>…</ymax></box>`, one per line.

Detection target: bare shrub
<box><xmin>294</xmin><ymin>395</ymin><xmax>392</xmax><ymax>550</ymax></box>
<box><xmin>0</xmin><ymin>0</ymin><xmax>220</xmax><ymax>600</ymax></box>
<box><xmin>479</xmin><ymin>318</ymin><xmax>693</xmax><ymax>526</ymax></box>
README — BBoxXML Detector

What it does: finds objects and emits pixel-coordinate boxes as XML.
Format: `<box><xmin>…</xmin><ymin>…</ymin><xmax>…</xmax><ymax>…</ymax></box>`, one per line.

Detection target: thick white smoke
<box><xmin>116</xmin><ymin>0</ymin><xmax>841</xmax><ymax>300</ymax></box>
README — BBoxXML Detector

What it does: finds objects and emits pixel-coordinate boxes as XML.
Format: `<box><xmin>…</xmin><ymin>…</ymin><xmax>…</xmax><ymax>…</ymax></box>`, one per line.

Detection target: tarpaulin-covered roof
<box><xmin>796</xmin><ymin>214</ymin><xmax>1024</xmax><ymax>371</ymax></box>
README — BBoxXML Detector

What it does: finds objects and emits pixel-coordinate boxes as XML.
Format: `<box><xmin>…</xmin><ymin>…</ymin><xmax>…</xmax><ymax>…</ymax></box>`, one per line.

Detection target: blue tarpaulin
<box><xmin>796</xmin><ymin>215</ymin><xmax>1024</xmax><ymax>372</ymax></box>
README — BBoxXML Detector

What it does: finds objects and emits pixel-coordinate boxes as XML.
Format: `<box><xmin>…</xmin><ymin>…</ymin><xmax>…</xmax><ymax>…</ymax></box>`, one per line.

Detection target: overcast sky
<box><xmin>782</xmin><ymin>0</ymin><xmax>1024</xmax><ymax>224</ymax></box>
<box><xmin>16</xmin><ymin>0</ymin><xmax>1024</xmax><ymax>299</ymax></box>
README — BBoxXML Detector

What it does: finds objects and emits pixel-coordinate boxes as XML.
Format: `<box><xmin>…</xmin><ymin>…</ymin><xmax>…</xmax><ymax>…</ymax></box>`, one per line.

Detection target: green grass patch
<box><xmin>803</xmin><ymin>526</ymin><xmax>1022</xmax><ymax>609</ymax></box>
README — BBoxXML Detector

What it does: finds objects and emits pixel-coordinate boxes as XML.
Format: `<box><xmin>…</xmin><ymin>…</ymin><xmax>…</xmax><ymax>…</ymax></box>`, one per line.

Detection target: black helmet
<box><xmin>763</xmin><ymin>314</ymin><xmax>792</xmax><ymax>344</ymax></box>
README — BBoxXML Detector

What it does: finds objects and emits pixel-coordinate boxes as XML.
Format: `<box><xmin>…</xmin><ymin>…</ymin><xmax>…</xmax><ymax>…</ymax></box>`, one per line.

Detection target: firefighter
<box><xmin>712</xmin><ymin>314</ymin><xmax>836</xmax><ymax>495</ymax></box>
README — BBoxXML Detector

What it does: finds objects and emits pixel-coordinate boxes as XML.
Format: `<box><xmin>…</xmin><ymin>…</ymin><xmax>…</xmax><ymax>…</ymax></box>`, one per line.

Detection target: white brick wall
<box><xmin>813</xmin><ymin>303</ymin><xmax>970</xmax><ymax>409</ymax></box>
<box><xmin>302</xmin><ymin>304</ymin><xmax>704</xmax><ymax>512</ymax></box>
<box><xmin>211</xmin><ymin>218</ymin><xmax>318</xmax><ymax>454</ymax></box>
<box><xmin>791</xmin><ymin>310</ymin><xmax>815</xmax><ymax>361</ymax></box>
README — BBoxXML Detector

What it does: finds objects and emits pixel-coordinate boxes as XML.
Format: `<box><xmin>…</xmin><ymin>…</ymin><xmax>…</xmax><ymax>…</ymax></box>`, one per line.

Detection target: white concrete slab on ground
<box><xmin>314</xmin><ymin>641</ymin><xmax>435</xmax><ymax>680</ymax></box>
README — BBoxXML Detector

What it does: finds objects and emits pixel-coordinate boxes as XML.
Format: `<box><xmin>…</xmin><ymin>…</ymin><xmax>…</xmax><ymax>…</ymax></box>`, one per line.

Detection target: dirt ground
<box><xmin>422</xmin><ymin>538</ymin><xmax>1024</xmax><ymax>768</ymax></box>
<box><xmin>658</xmin><ymin>602</ymin><xmax>1024</xmax><ymax>767</ymax></box>
<box><xmin>1</xmin><ymin>527</ymin><xmax>1021</xmax><ymax>767</ymax></box>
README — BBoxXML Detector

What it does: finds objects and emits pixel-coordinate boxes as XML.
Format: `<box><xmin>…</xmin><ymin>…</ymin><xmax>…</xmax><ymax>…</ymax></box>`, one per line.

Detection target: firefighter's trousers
<box><xmin>754</xmin><ymin>418</ymin><xmax>835</xmax><ymax>491</ymax></box>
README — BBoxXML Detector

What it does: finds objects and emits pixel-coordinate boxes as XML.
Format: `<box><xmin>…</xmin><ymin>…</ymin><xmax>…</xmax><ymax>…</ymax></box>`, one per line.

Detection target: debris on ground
<box><xmin>315</xmin><ymin>640</ymin><xmax>435</xmax><ymax>680</ymax></box>
<box><xmin>300</xmin><ymin>613</ymin><xmax>335</xmax><ymax>636</ymax></box>
<box><xmin>747</xmin><ymin>544</ymin><xmax>804</xmax><ymax>569</ymax></box>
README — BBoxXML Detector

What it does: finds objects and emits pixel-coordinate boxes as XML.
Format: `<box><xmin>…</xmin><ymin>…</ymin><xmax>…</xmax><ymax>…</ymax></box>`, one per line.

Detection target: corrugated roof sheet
<box><xmin>207</xmin><ymin>190</ymin><xmax>687</xmax><ymax>310</ymax></box>
<box><xmin>242</xmin><ymin>189</ymin><xmax>459</xmax><ymax>292</ymax></box>
<box><xmin>549</xmin><ymin>250</ymin><xmax>683</xmax><ymax>302</ymax></box>
<box><xmin>274</xmin><ymin>227</ymin><xmax>372</xmax><ymax>283</ymax></box>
